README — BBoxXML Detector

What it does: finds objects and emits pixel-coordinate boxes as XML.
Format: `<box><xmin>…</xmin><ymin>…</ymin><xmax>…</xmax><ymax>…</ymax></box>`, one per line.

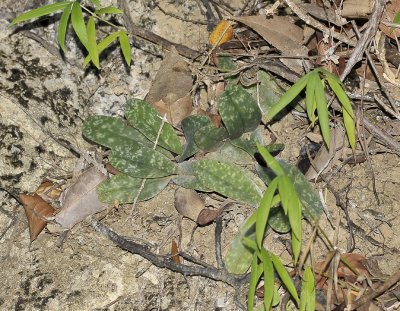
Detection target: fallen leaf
<box><xmin>20</xmin><ymin>193</ymin><xmax>55</xmax><ymax>241</ymax></box>
<box><xmin>35</xmin><ymin>180</ymin><xmax>62</xmax><ymax>201</ymax></box>
<box><xmin>209</xmin><ymin>20</ymin><xmax>234</xmax><ymax>47</ymax></box>
<box><xmin>171</xmin><ymin>240</ymin><xmax>181</xmax><ymax>264</ymax></box>
<box><xmin>145</xmin><ymin>46</ymin><xmax>193</xmax><ymax>126</ymax></box>
<box><xmin>55</xmin><ymin>166</ymin><xmax>107</xmax><ymax>229</ymax></box>
<box><xmin>231</xmin><ymin>15</ymin><xmax>309</xmax><ymax>74</ymax></box>
<box><xmin>196</xmin><ymin>207</ymin><xmax>224</xmax><ymax>226</ymax></box>
<box><xmin>379</xmin><ymin>0</ymin><xmax>400</xmax><ymax>40</ymax></box>
<box><xmin>174</xmin><ymin>188</ymin><xmax>204</xmax><ymax>222</ymax></box>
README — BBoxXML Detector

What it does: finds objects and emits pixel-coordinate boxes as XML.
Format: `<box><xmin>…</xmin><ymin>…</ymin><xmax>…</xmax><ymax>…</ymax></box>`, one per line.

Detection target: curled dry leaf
<box><xmin>174</xmin><ymin>188</ymin><xmax>204</xmax><ymax>222</ymax></box>
<box><xmin>35</xmin><ymin>180</ymin><xmax>62</xmax><ymax>201</ymax></box>
<box><xmin>20</xmin><ymin>193</ymin><xmax>55</xmax><ymax>242</ymax></box>
<box><xmin>209</xmin><ymin>20</ymin><xmax>234</xmax><ymax>47</ymax></box>
<box><xmin>196</xmin><ymin>207</ymin><xmax>224</xmax><ymax>226</ymax></box>
<box><xmin>54</xmin><ymin>166</ymin><xmax>107</xmax><ymax>230</ymax></box>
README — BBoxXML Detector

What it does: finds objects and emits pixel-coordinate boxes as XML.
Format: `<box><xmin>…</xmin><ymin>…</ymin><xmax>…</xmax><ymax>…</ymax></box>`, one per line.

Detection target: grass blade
<box><xmin>314</xmin><ymin>78</ymin><xmax>330</xmax><ymax>148</ymax></box>
<box><xmin>300</xmin><ymin>265</ymin><xmax>315</xmax><ymax>311</ymax></box>
<box><xmin>57</xmin><ymin>3</ymin><xmax>73</xmax><ymax>53</ymax></box>
<box><xmin>83</xmin><ymin>31</ymin><xmax>120</xmax><ymax>66</ymax></box>
<box><xmin>343</xmin><ymin>107</ymin><xmax>356</xmax><ymax>149</ymax></box>
<box><xmin>259</xmin><ymin>249</ymin><xmax>274</xmax><ymax>310</ymax></box>
<box><xmin>86</xmin><ymin>16</ymin><xmax>99</xmax><ymax>68</ymax></box>
<box><xmin>256</xmin><ymin>178</ymin><xmax>278</xmax><ymax>249</ymax></box>
<box><xmin>271</xmin><ymin>252</ymin><xmax>300</xmax><ymax>304</ymax></box>
<box><xmin>11</xmin><ymin>1</ymin><xmax>71</xmax><ymax>25</ymax></box>
<box><xmin>266</xmin><ymin>73</ymin><xmax>309</xmax><ymax>121</ymax></box>
<box><xmin>71</xmin><ymin>1</ymin><xmax>88</xmax><ymax>49</ymax></box>
<box><xmin>305</xmin><ymin>71</ymin><xmax>318</xmax><ymax>121</ymax></box>
<box><xmin>248</xmin><ymin>255</ymin><xmax>262</xmax><ymax>311</ymax></box>
<box><xmin>257</xmin><ymin>143</ymin><xmax>284</xmax><ymax>176</ymax></box>
<box><xmin>119</xmin><ymin>30</ymin><xmax>131</xmax><ymax>66</ymax></box>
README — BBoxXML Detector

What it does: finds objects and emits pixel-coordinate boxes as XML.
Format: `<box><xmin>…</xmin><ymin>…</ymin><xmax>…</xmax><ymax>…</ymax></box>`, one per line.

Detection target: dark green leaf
<box><xmin>125</xmin><ymin>99</ymin><xmax>183</xmax><ymax>154</ymax></box>
<box><xmin>110</xmin><ymin>145</ymin><xmax>177</xmax><ymax>178</ymax></box>
<box><xmin>71</xmin><ymin>1</ymin><xmax>88</xmax><ymax>48</ymax></box>
<box><xmin>173</xmin><ymin>162</ymin><xmax>211</xmax><ymax>191</ymax></box>
<box><xmin>194</xmin><ymin>124</ymin><xmax>229</xmax><ymax>151</ymax></box>
<box><xmin>11</xmin><ymin>1</ymin><xmax>71</xmax><ymax>25</ymax></box>
<box><xmin>218</xmin><ymin>84</ymin><xmax>261</xmax><ymax>139</ymax></box>
<box><xmin>57</xmin><ymin>3</ymin><xmax>73</xmax><ymax>53</ymax></box>
<box><xmin>119</xmin><ymin>30</ymin><xmax>131</xmax><ymax>66</ymax></box>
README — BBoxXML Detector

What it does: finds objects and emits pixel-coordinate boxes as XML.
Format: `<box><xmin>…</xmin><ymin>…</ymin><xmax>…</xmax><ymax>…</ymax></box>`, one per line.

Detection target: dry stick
<box><xmin>118</xmin><ymin>0</ymin><xmax>201</xmax><ymax>60</ymax></box>
<box><xmin>349</xmin><ymin>270</ymin><xmax>400</xmax><ymax>310</ymax></box>
<box><xmin>282</xmin><ymin>0</ymin><xmax>357</xmax><ymax>47</ymax></box>
<box><xmin>91</xmin><ymin>219</ymin><xmax>247</xmax><ymax>287</ymax></box>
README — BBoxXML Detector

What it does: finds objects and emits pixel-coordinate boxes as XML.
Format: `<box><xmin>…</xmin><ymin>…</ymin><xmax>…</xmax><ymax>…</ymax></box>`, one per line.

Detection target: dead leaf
<box><xmin>209</xmin><ymin>20</ymin><xmax>234</xmax><ymax>47</ymax></box>
<box><xmin>174</xmin><ymin>188</ymin><xmax>204</xmax><ymax>222</ymax></box>
<box><xmin>231</xmin><ymin>15</ymin><xmax>309</xmax><ymax>74</ymax></box>
<box><xmin>35</xmin><ymin>180</ymin><xmax>62</xmax><ymax>201</ymax></box>
<box><xmin>20</xmin><ymin>193</ymin><xmax>55</xmax><ymax>241</ymax></box>
<box><xmin>171</xmin><ymin>240</ymin><xmax>181</xmax><ymax>264</ymax></box>
<box><xmin>54</xmin><ymin>166</ymin><xmax>107</xmax><ymax>230</ymax></box>
<box><xmin>196</xmin><ymin>207</ymin><xmax>224</xmax><ymax>226</ymax></box>
<box><xmin>380</xmin><ymin>0</ymin><xmax>400</xmax><ymax>39</ymax></box>
<box><xmin>145</xmin><ymin>46</ymin><xmax>193</xmax><ymax>126</ymax></box>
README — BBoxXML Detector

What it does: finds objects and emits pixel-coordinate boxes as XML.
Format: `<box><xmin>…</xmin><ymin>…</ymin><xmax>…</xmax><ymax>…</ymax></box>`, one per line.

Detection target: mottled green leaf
<box><xmin>125</xmin><ymin>99</ymin><xmax>183</xmax><ymax>155</ymax></box>
<box><xmin>11</xmin><ymin>1</ymin><xmax>71</xmax><ymax>25</ymax></box>
<box><xmin>97</xmin><ymin>173</ymin><xmax>170</xmax><ymax>204</ymax></box>
<box><xmin>83</xmin><ymin>116</ymin><xmax>152</xmax><ymax>149</ymax></box>
<box><xmin>218</xmin><ymin>55</ymin><xmax>236</xmax><ymax>70</ymax></box>
<box><xmin>86</xmin><ymin>16</ymin><xmax>99</xmax><ymax>68</ymax></box>
<box><xmin>57</xmin><ymin>3</ymin><xmax>72</xmax><ymax>53</ymax></box>
<box><xmin>268</xmin><ymin>206</ymin><xmax>290</xmax><ymax>233</ymax></box>
<box><xmin>95</xmin><ymin>5</ymin><xmax>123</xmax><ymax>15</ymax></box>
<box><xmin>193</xmin><ymin>159</ymin><xmax>263</xmax><ymax>206</ymax></box>
<box><xmin>180</xmin><ymin>115</ymin><xmax>213</xmax><ymax>160</ymax></box>
<box><xmin>173</xmin><ymin>162</ymin><xmax>211</xmax><ymax>192</ymax></box>
<box><xmin>218</xmin><ymin>84</ymin><xmax>262</xmax><ymax>139</ymax></box>
<box><xmin>110</xmin><ymin>145</ymin><xmax>177</xmax><ymax>178</ymax></box>
<box><xmin>119</xmin><ymin>30</ymin><xmax>131</xmax><ymax>66</ymax></box>
<box><xmin>194</xmin><ymin>124</ymin><xmax>229</xmax><ymax>151</ymax></box>
<box><xmin>71</xmin><ymin>1</ymin><xmax>88</xmax><ymax>48</ymax></box>
<box><xmin>210</xmin><ymin>141</ymin><xmax>253</xmax><ymax>165</ymax></box>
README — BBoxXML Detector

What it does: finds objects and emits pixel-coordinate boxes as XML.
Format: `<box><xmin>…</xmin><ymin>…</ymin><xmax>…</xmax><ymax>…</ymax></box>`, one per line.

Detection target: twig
<box><xmin>118</xmin><ymin>0</ymin><xmax>201</xmax><ymax>59</ymax></box>
<box><xmin>215</xmin><ymin>216</ymin><xmax>224</xmax><ymax>269</ymax></box>
<box><xmin>281</xmin><ymin>0</ymin><xmax>357</xmax><ymax>47</ymax></box>
<box><xmin>155</xmin><ymin>3</ymin><xmax>208</xmax><ymax>25</ymax></box>
<box><xmin>339</xmin><ymin>0</ymin><xmax>387</xmax><ymax>80</ymax></box>
<box><xmin>349</xmin><ymin>270</ymin><xmax>400</xmax><ymax>310</ymax></box>
<box><xmin>91</xmin><ymin>219</ymin><xmax>247</xmax><ymax>287</ymax></box>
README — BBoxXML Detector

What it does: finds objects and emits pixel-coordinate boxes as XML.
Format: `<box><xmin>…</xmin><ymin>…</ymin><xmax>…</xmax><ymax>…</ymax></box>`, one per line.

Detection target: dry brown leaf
<box><xmin>54</xmin><ymin>166</ymin><xmax>107</xmax><ymax>230</ymax></box>
<box><xmin>380</xmin><ymin>0</ymin><xmax>400</xmax><ymax>39</ymax></box>
<box><xmin>171</xmin><ymin>240</ymin><xmax>181</xmax><ymax>264</ymax></box>
<box><xmin>209</xmin><ymin>20</ymin><xmax>234</xmax><ymax>47</ymax></box>
<box><xmin>35</xmin><ymin>180</ymin><xmax>62</xmax><ymax>201</ymax></box>
<box><xmin>196</xmin><ymin>207</ymin><xmax>224</xmax><ymax>226</ymax></box>
<box><xmin>174</xmin><ymin>188</ymin><xmax>204</xmax><ymax>222</ymax></box>
<box><xmin>145</xmin><ymin>46</ymin><xmax>193</xmax><ymax>126</ymax></box>
<box><xmin>20</xmin><ymin>193</ymin><xmax>55</xmax><ymax>241</ymax></box>
<box><xmin>231</xmin><ymin>15</ymin><xmax>309</xmax><ymax>74</ymax></box>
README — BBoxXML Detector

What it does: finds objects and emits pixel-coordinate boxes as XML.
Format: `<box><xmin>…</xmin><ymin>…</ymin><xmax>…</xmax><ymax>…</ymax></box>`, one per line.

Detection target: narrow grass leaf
<box><xmin>83</xmin><ymin>31</ymin><xmax>119</xmax><ymax>66</ymax></box>
<box><xmin>305</xmin><ymin>71</ymin><xmax>318</xmax><ymax>121</ymax></box>
<box><xmin>57</xmin><ymin>3</ymin><xmax>72</xmax><ymax>53</ymax></box>
<box><xmin>259</xmin><ymin>249</ymin><xmax>274</xmax><ymax>311</ymax></box>
<box><xmin>270</xmin><ymin>252</ymin><xmax>300</xmax><ymax>304</ymax></box>
<box><xmin>95</xmin><ymin>5</ymin><xmax>123</xmax><ymax>15</ymax></box>
<box><xmin>257</xmin><ymin>143</ymin><xmax>284</xmax><ymax>176</ymax></box>
<box><xmin>391</xmin><ymin>10</ymin><xmax>400</xmax><ymax>33</ymax></box>
<box><xmin>314</xmin><ymin>78</ymin><xmax>330</xmax><ymax>148</ymax></box>
<box><xmin>291</xmin><ymin>231</ymin><xmax>301</xmax><ymax>264</ymax></box>
<box><xmin>119</xmin><ymin>30</ymin><xmax>131</xmax><ymax>66</ymax></box>
<box><xmin>248</xmin><ymin>255</ymin><xmax>261</xmax><ymax>311</ymax></box>
<box><xmin>11</xmin><ymin>1</ymin><xmax>71</xmax><ymax>25</ymax></box>
<box><xmin>325</xmin><ymin>75</ymin><xmax>354</xmax><ymax>117</ymax></box>
<box><xmin>256</xmin><ymin>178</ymin><xmax>278</xmax><ymax>249</ymax></box>
<box><xmin>71</xmin><ymin>1</ymin><xmax>88</xmax><ymax>49</ymax></box>
<box><xmin>86</xmin><ymin>17</ymin><xmax>99</xmax><ymax>68</ymax></box>
<box><xmin>300</xmin><ymin>266</ymin><xmax>316</xmax><ymax>311</ymax></box>
<box><xmin>266</xmin><ymin>73</ymin><xmax>309</xmax><ymax>121</ymax></box>
<box><xmin>278</xmin><ymin>175</ymin><xmax>296</xmax><ymax>216</ymax></box>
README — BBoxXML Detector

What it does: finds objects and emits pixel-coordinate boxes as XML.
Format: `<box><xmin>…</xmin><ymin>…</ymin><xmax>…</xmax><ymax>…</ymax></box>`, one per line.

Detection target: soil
<box><xmin>0</xmin><ymin>1</ymin><xmax>399</xmax><ymax>311</ymax></box>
